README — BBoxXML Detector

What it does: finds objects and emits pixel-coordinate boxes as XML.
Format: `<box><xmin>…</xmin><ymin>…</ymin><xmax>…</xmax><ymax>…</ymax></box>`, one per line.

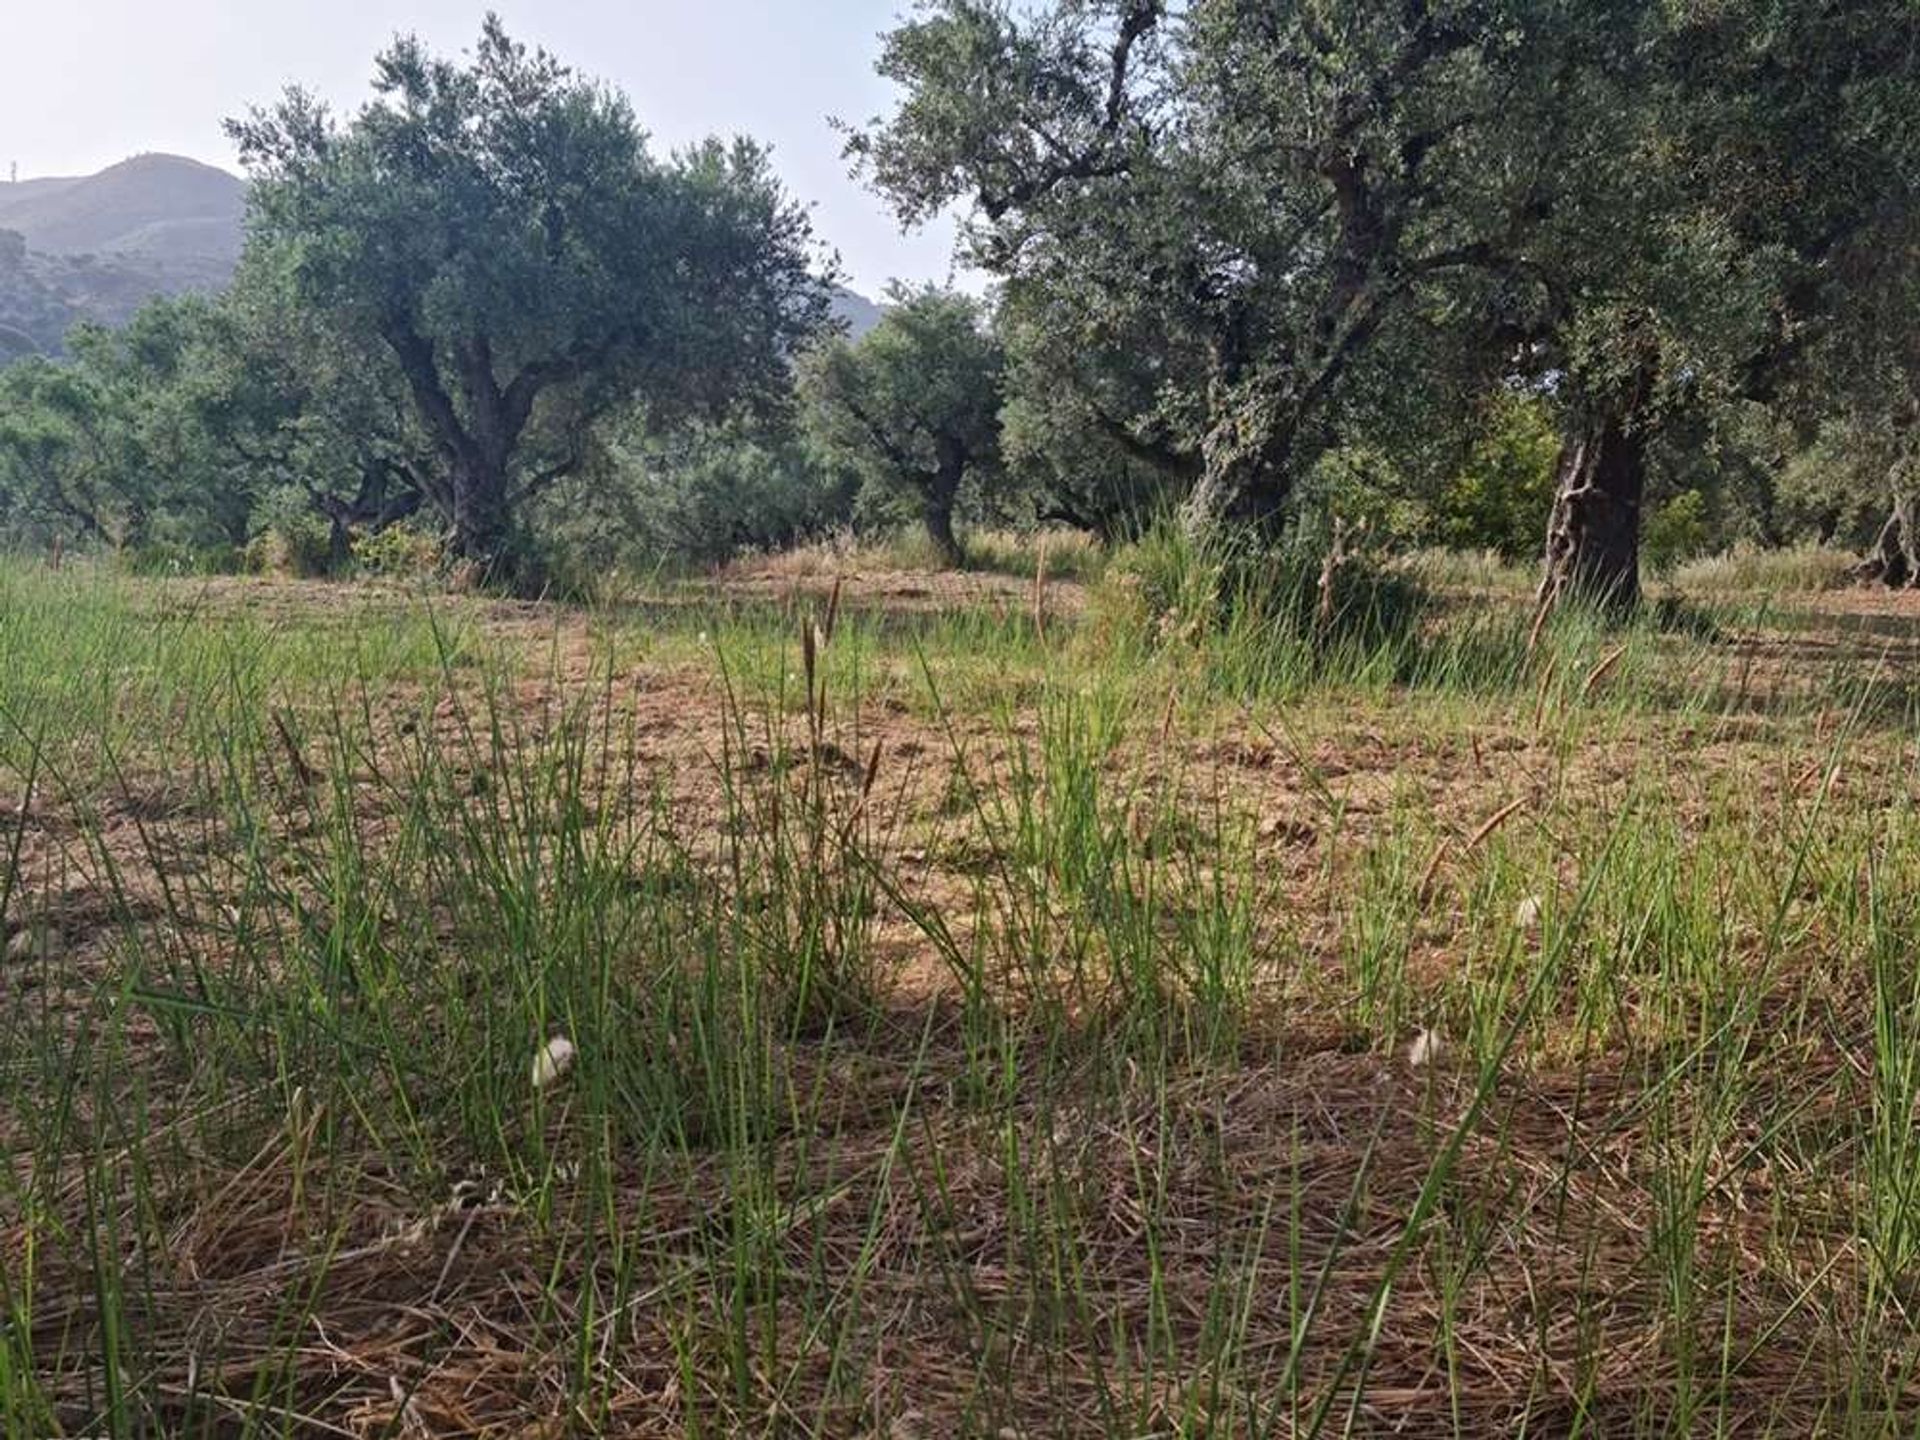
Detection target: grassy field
<box><xmin>6</xmin><ymin>551</ymin><xmax>1920</xmax><ymax>1437</ymax></box>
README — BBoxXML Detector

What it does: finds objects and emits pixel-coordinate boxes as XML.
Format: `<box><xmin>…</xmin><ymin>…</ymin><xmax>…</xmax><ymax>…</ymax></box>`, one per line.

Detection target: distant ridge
<box><xmin>0</xmin><ymin>154</ymin><xmax>245</xmax><ymax>263</ymax></box>
<box><xmin>0</xmin><ymin>154</ymin><xmax>244</xmax><ymax>357</ymax></box>
<box><xmin>830</xmin><ymin>288</ymin><xmax>885</xmax><ymax>338</ymax></box>
<box><xmin>0</xmin><ymin>176</ymin><xmax>83</xmax><ymax>205</ymax></box>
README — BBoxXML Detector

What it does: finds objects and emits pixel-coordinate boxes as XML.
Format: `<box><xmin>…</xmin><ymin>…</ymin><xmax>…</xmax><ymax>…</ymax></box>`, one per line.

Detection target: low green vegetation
<box><xmin>5</xmin><ymin>554</ymin><xmax>1920</xmax><ymax>1435</ymax></box>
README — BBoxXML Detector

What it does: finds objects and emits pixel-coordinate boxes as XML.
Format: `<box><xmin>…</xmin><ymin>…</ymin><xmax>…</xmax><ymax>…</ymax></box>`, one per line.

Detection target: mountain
<box><xmin>830</xmin><ymin>288</ymin><xmax>885</xmax><ymax>339</ymax></box>
<box><xmin>0</xmin><ymin>152</ymin><xmax>882</xmax><ymax>360</ymax></box>
<box><xmin>0</xmin><ymin>155</ymin><xmax>244</xmax><ymax>357</ymax></box>
<box><xmin>0</xmin><ymin>154</ymin><xmax>245</xmax><ymax>263</ymax></box>
<box><xmin>0</xmin><ymin>176</ymin><xmax>83</xmax><ymax>206</ymax></box>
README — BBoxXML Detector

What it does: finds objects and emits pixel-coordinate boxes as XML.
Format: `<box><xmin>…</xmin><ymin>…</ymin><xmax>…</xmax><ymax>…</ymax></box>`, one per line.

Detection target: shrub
<box><xmin>1671</xmin><ymin>541</ymin><xmax>1859</xmax><ymax>595</ymax></box>
<box><xmin>540</xmin><ymin>420</ymin><xmax>859</xmax><ymax>573</ymax></box>
<box><xmin>1641</xmin><ymin>488</ymin><xmax>1711</xmax><ymax>574</ymax></box>
<box><xmin>1091</xmin><ymin>515</ymin><xmax>1427</xmax><ymax>655</ymax></box>
<box><xmin>1429</xmin><ymin>392</ymin><xmax>1560</xmax><ymax>559</ymax></box>
<box><xmin>352</xmin><ymin>522</ymin><xmax>445</xmax><ymax>579</ymax></box>
<box><xmin>243</xmin><ymin>489</ymin><xmax>335</xmax><ymax>577</ymax></box>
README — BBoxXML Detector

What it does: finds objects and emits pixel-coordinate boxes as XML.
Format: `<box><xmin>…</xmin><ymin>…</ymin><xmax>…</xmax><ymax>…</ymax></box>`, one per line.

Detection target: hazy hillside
<box><xmin>0</xmin><ymin>176</ymin><xmax>82</xmax><ymax>206</ymax></box>
<box><xmin>0</xmin><ymin>247</ymin><xmax>236</xmax><ymax>358</ymax></box>
<box><xmin>0</xmin><ymin>152</ymin><xmax>880</xmax><ymax>359</ymax></box>
<box><xmin>0</xmin><ymin>154</ymin><xmax>245</xmax><ymax>262</ymax></box>
<box><xmin>0</xmin><ymin>155</ymin><xmax>244</xmax><ymax>356</ymax></box>
<box><xmin>830</xmin><ymin>287</ymin><xmax>885</xmax><ymax>338</ymax></box>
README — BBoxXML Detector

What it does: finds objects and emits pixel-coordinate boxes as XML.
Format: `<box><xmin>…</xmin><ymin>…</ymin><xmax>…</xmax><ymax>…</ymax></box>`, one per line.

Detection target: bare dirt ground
<box><xmin>716</xmin><ymin>552</ymin><xmax>1084</xmax><ymax>617</ymax></box>
<box><xmin>8</xmin><ymin>570</ymin><xmax>1920</xmax><ymax>1436</ymax></box>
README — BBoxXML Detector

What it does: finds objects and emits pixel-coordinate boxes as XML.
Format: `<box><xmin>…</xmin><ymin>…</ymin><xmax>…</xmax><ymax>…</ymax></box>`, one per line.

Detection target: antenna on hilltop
<box><xmin>7</xmin><ymin>163</ymin><xmax>15</xmax><ymax>185</ymax></box>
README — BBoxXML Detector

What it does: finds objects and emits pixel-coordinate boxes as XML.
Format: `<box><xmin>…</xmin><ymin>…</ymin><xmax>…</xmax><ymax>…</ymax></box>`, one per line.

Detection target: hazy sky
<box><xmin>1</xmin><ymin>0</ymin><xmax>969</xmax><ymax>296</ymax></box>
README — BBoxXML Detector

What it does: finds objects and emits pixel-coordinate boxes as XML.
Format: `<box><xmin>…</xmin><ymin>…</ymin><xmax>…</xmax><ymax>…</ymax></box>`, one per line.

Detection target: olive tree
<box><xmin>849</xmin><ymin>0</ymin><xmax>1582</xmax><ymax>541</ymax></box>
<box><xmin>228</xmin><ymin>15</ymin><xmax>831</xmax><ymax>586</ymax></box>
<box><xmin>853</xmin><ymin>0</ymin><xmax>1916</xmax><ymax>609</ymax></box>
<box><xmin>1524</xmin><ymin>0</ymin><xmax>1919</xmax><ymax>609</ymax></box>
<box><xmin>799</xmin><ymin>287</ymin><xmax>1004</xmax><ymax>566</ymax></box>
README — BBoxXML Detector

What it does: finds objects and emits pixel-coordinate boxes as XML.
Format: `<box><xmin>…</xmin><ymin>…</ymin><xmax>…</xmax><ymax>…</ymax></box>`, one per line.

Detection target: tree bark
<box><xmin>1180</xmin><ymin>458</ymin><xmax>1288</xmax><ymax>544</ymax></box>
<box><xmin>379</xmin><ymin>314</ymin><xmax>546</xmax><ymax>591</ymax></box>
<box><xmin>322</xmin><ymin>502</ymin><xmax>353</xmax><ymax>573</ymax></box>
<box><xmin>1537</xmin><ymin>404</ymin><xmax>1649</xmax><ymax>614</ymax></box>
<box><xmin>923</xmin><ymin>448</ymin><xmax>965</xmax><ymax>568</ymax></box>
<box><xmin>1859</xmin><ymin>494</ymin><xmax>1919</xmax><ymax>588</ymax></box>
<box><xmin>304</xmin><ymin>461</ymin><xmax>427</xmax><ymax>574</ymax></box>
<box><xmin>1179</xmin><ymin>412</ymin><xmax>1293</xmax><ymax>545</ymax></box>
<box><xmin>924</xmin><ymin>495</ymin><xmax>962</xmax><ymax>567</ymax></box>
<box><xmin>448</xmin><ymin>456</ymin><xmax>528</xmax><ymax>587</ymax></box>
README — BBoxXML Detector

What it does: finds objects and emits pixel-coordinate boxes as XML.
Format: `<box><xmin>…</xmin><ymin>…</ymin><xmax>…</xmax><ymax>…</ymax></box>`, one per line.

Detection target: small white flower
<box><xmin>1513</xmin><ymin>894</ymin><xmax>1543</xmax><ymax>931</ymax></box>
<box><xmin>531</xmin><ymin>1034</ymin><xmax>576</xmax><ymax>1090</ymax></box>
<box><xmin>1407</xmin><ymin>1028</ymin><xmax>1443</xmax><ymax>1068</ymax></box>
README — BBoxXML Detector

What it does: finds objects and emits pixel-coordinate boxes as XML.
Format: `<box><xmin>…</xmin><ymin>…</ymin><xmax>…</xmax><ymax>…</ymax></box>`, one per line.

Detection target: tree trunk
<box><xmin>924</xmin><ymin>500</ymin><xmax>962</xmax><ymax>568</ymax></box>
<box><xmin>325</xmin><ymin>507</ymin><xmax>353</xmax><ymax>573</ymax></box>
<box><xmin>1179</xmin><ymin>455</ymin><xmax>1293</xmax><ymax>546</ymax></box>
<box><xmin>1179</xmin><ymin>411</ymin><xmax>1293</xmax><ymax>545</ymax></box>
<box><xmin>922</xmin><ymin>444</ymin><xmax>966</xmax><ymax>568</ymax></box>
<box><xmin>1537</xmin><ymin>405</ymin><xmax>1648</xmax><ymax>613</ymax></box>
<box><xmin>1859</xmin><ymin>494</ymin><xmax>1919</xmax><ymax>588</ymax></box>
<box><xmin>380</xmin><ymin>318</ymin><xmax>540</xmax><ymax>592</ymax></box>
<box><xmin>448</xmin><ymin>457</ymin><xmax>527</xmax><ymax>588</ymax></box>
<box><xmin>924</xmin><ymin>470</ymin><xmax>963</xmax><ymax>568</ymax></box>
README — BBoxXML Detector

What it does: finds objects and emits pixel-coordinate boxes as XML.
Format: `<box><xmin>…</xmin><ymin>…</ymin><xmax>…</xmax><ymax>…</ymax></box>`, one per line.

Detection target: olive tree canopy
<box><xmin>229</xmin><ymin>15</ymin><xmax>832</xmax><ymax>584</ymax></box>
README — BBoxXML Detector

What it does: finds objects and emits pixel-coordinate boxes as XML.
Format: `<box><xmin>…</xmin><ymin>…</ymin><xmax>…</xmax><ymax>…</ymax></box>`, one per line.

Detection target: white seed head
<box><xmin>1513</xmin><ymin>894</ymin><xmax>1543</xmax><ymax>931</ymax></box>
<box><xmin>1407</xmin><ymin>1027</ymin><xmax>1443</xmax><ymax>1068</ymax></box>
<box><xmin>532</xmin><ymin>1034</ymin><xmax>577</xmax><ymax>1090</ymax></box>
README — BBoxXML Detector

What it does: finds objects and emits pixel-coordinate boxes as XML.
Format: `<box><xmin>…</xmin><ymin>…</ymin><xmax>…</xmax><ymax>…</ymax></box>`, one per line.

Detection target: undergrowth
<box><xmin>3</xmin><ymin>556</ymin><xmax>1920</xmax><ymax>1435</ymax></box>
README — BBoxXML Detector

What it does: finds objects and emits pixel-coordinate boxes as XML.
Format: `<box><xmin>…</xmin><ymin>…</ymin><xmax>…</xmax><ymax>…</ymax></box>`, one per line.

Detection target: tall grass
<box><xmin>1671</xmin><ymin>540</ymin><xmax>1860</xmax><ymax>596</ymax></box>
<box><xmin>2</xmin><ymin>552</ymin><xmax>1919</xmax><ymax>1435</ymax></box>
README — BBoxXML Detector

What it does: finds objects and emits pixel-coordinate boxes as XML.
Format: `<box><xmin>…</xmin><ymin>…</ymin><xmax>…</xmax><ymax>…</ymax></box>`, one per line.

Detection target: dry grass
<box><xmin>6</xmin><ymin>559</ymin><xmax>1920</xmax><ymax>1436</ymax></box>
<box><xmin>1670</xmin><ymin>541</ymin><xmax>1861</xmax><ymax>596</ymax></box>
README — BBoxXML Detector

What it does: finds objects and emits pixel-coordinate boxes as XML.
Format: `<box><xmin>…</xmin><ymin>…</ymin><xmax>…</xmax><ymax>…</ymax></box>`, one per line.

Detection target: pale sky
<box><xmin>0</xmin><ymin>0</ymin><xmax>970</xmax><ymax>298</ymax></box>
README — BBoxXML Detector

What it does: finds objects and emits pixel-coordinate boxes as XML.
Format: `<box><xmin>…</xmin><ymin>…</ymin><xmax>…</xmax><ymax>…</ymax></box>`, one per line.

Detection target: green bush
<box><xmin>539</xmin><ymin>420</ymin><xmax>859</xmax><ymax>573</ymax></box>
<box><xmin>1430</xmin><ymin>392</ymin><xmax>1560</xmax><ymax>558</ymax></box>
<box><xmin>1641</xmin><ymin>488</ymin><xmax>1710</xmax><ymax>574</ymax></box>
<box><xmin>244</xmin><ymin>489</ymin><xmax>335</xmax><ymax>577</ymax></box>
<box><xmin>352</xmin><ymin>522</ymin><xmax>445</xmax><ymax>579</ymax></box>
<box><xmin>1091</xmin><ymin>515</ymin><xmax>1427</xmax><ymax>656</ymax></box>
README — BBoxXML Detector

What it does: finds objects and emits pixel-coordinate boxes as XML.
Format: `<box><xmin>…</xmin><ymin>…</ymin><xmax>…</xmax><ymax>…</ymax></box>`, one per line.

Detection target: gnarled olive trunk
<box><xmin>922</xmin><ymin>440</ymin><xmax>966</xmax><ymax>568</ymax></box>
<box><xmin>319</xmin><ymin>500</ymin><xmax>354</xmax><ymax>573</ymax></box>
<box><xmin>924</xmin><ymin>494</ymin><xmax>962</xmax><ymax>568</ymax></box>
<box><xmin>1538</xmin><ymin>405</ymin><xmax>1648</xmax><ymax>613</ymax></box>
<box><xmin>450</xmin><ymin>461</ymin><xmax>510</xmax><ymax>562</ymax></box>
<box><xmin>1179</xmin><ymin>412</ymin><xmax>1294</xmax><ymax>545</ymax></box>
<box><xmin>1180</xmin><ymin>458</ymin><xmax>1289</xmax><ymax>543</ymax></box>
<box><xmin>381</xmin><ymin>321</ymin><xmax>550</xmax><ymax>593</ymax></box>
<box><xmin>310</xmin><ymin>461</ymin><xmax>426</xmax><ymax>573</ymax></box>
<box><xmin>1859</xmin><ymin>494</ymin><xmax>1920</xmax><ymax>588</ymax></box>
<box><xmin>448</xmin><ymin>456</ymin><xmax>534</xmax><ymax>589</ymax></box>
